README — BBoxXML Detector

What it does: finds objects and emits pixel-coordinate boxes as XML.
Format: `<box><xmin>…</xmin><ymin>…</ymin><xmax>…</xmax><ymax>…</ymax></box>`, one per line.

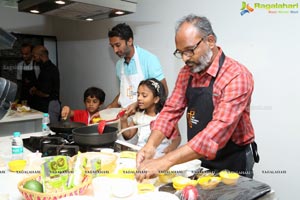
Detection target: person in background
<box><xmin>136</xmin><ymin>14</ymin><xmax>259</xmax><ymax>182</ymax></box>
<box><xmin>61</xmin><ymin>87</ymin><xmax>106</xmax><ymax>125</ymax></box>
<box><xmin>107</xmin><ymin>23</ymin><xmax>169</xmax><ymax>112</ymax></box>
<box><xmin>120</xmin><ymin>78</ymin><xmax>181</xmax><ymax>158</ymax></box>
<box><xmin>29</xmin><ymin>45</ymin><xmax>60</xmax><ymax>123</ymax></box>
<box><xmin>16</xmin><ymin>43</ymin><xmax>40</xmax><ymax>107</ymax></box>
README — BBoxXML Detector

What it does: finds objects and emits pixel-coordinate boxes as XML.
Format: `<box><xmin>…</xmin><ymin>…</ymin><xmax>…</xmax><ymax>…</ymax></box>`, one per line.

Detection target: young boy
<box><xmin>61</xmin><ymin>87</ymin><xmax>105</xmax><ymax>125</ymax></box>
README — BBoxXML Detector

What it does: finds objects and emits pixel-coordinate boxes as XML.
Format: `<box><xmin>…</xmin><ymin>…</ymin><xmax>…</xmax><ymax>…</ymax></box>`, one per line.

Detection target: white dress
<box><xmin>131</xmin><ymin>111</ymin><xmax>171</xmax><ymax>158</ymax></box>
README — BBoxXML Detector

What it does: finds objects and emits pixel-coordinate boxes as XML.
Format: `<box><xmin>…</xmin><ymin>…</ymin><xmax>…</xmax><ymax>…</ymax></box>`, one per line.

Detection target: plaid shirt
<box><xmin>152</xmin><ymin>48</ymin><xmax>254</xmax><ymax>160</ymax></box>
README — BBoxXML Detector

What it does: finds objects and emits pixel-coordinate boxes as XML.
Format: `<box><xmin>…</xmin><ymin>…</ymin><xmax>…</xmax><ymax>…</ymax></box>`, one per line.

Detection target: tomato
<box><xmin>181</xmin><ymin>185</ymin><xmax>199</xmax><ymax>200</ymax></box>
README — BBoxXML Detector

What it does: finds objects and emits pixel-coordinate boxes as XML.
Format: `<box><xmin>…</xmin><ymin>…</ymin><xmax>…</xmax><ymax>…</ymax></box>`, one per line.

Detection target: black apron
<box><xmin>185</xmin><ymin>52</ymin><xmax>258</xmax><ymax>174</ymax></box>
<box><xmin>21</xmin><ymin>63</ymin><xmax>37</xmax><ymax>105</ymax></box>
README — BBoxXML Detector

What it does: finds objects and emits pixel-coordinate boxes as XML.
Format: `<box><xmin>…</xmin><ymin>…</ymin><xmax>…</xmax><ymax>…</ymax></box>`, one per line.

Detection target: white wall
<box><xmin>1</xmin><ymin>0</ymin><xmax>300</xmax><ymax>198</ymax></box>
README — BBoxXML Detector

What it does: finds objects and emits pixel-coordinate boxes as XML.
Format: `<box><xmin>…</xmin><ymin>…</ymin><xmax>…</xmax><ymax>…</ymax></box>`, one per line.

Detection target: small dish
<box><xmin>158</xmin><ymin>171</ymin><xmax>176</xmax><ymax>183</ymax></box>
<box><xmin>8</xmin><ymin>160</ymin><xmax>27</xmax><ymax>172</ymax></box>
<box><xmin>172</xmin><ymin>176</ymin><xmax>195</xmax><ymax>190</ymax></box>
<box><xmin>111</xmin><ymin>178</ymin><xmax>136</xmax><ymax>198</ymax></box>
<box><xmin>198</xmin><ymin>176</ymin><xmax>221</xmax><ymax>190</ymax></box>
<box><xmin>219</xmin><ymin>170</ymin><xmax>240</xmax><ymax>185</ymax></box>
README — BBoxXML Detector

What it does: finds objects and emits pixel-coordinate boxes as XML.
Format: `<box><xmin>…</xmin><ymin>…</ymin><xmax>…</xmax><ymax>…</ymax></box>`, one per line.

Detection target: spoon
<box><xmin>97</xmin><ymin>109</ymin><xmax>126</xmax><ymax>134</ymax></box>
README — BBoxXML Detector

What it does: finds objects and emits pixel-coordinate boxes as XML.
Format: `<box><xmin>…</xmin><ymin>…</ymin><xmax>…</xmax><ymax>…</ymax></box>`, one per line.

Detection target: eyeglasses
<box><xmin>173</xmin><ymin>38</ymin><xmax>204</xmax><ymax>59</ymax></box>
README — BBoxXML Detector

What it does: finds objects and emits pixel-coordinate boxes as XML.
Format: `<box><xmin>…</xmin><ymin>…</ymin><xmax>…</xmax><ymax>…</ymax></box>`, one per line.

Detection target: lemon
<box><xmin>23</xmin><ymin>180</ymin><xmax>43</xmax><ymax>193</ymax></box>
<box><xmin>92</xmin><ymin>117</ymin><xmax>101</xmax><ymax>123</ymax></box>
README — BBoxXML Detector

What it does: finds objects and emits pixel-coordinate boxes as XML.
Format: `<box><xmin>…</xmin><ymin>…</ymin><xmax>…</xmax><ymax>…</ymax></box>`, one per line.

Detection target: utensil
<box><xmin>48</xmin><ymin>121</ymin><xmax>86</xmax><ymax>134</ymax></box>
<box><xmin>98</xmin><ymin>109</ymin><xmax>126</xmax><ymax>134</ymax></box>
<box><xmin>72</xmin><ymin>123</ymin><xmax>149</xmax><ymax>146</ymax></box>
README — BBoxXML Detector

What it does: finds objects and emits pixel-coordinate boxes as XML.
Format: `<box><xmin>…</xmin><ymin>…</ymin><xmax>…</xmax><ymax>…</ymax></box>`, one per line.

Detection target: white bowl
<box><xmin>99</xmin><ymin>108</ymin><xmax>121</xmax><ymax>121</ymax></box>
<box><xmin>169</xmin><ymin>159</ymin><xmax>201</xmax><ymax>177</ymax></box>
<box><xmin>111</xmin><ymin>178</ymin><xmax>136</xmax><ymax>198</ymax></box>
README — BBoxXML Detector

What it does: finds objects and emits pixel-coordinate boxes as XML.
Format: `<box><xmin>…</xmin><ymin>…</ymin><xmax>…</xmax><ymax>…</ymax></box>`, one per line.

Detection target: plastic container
<box><xmin>12</xmin><ymin>131</ymin><xmax>24</xmax><ymax>160</ymax></box>
<box><xmin>219</xmin><ymin>170</ymin><xmax>240</xmax><ymax>185</ymax></box>
<box><xmin>42</xmin><ymin>113</ymin><xmax>50</xmax><ymax>135</ymax></box>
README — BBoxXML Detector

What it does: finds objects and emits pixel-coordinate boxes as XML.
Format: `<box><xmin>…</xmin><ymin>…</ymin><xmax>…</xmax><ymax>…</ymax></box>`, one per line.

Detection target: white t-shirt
<box><xmin>131</xmin><ymin>111</ymin><xmax>171</xmax><ymax>158</ymax></box>
<box><xmin>16</xmin><ymin>60</ymin><xmax>40</xmax><ymax>80</ymax></box>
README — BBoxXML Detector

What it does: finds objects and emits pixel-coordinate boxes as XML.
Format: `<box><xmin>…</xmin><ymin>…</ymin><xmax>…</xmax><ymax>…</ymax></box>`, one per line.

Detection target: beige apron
<box><xmin>118</xmin><ymin>46</ymin><xmax>144</xmax><ymax>108</ymax></box>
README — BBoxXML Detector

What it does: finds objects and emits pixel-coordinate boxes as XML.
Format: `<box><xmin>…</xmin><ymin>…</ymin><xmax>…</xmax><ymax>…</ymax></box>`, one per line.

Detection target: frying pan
<box><xmin>48</xmin><ymin>121</ymin><xmax>86</xmax><ymax>134</ymax></box>
<box><xmin>72</xmin><ymin>124</ymin><xmax>117</xmax><ymax>146</ymax></box>
<box><xmin>72</xmin><ymin>123</ymin><xmax>150</xmax><ymax>146</ymax></box>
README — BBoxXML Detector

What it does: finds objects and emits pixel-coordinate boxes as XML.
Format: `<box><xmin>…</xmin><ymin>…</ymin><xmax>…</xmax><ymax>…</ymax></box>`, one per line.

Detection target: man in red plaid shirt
<box><xmin>136</xmin><ymin>14</ymin><xmax>259</xmax><ymax>182</ymax></box>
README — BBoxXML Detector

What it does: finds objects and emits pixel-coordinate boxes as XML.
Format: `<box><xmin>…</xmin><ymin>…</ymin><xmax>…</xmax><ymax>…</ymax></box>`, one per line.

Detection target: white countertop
<box><xmin>0</xmin><ymin>109</ymin><xmax>43</xmax><ymax>123</ymax></box>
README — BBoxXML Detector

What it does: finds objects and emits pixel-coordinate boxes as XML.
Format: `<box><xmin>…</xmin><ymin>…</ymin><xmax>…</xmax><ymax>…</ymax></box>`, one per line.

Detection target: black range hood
<box><xmin>18</xmin><ymin>0</ymin><xmax>137</xmax><ymax>21</ymax></box>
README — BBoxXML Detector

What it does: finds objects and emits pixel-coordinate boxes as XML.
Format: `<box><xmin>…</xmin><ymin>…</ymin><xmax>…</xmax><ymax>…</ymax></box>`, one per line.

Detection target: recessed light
<box><xmin>86</xmin><ymin>18</ymin><xmax>94</xmax><ymax>21</ymax></box>
<box><xmin>30</xmin><ymin>10</ymin><xmax>40</xmax><ymax>14</ymax></box>
<box><xmin>55</xmin><ymin>1</ymin><xmax>66</xmax><ymax>5</ymax></box>
<box><xmin>115</xmin><ymin>10</ymin><xmax>125</xmax><ymax>15</ymax></box>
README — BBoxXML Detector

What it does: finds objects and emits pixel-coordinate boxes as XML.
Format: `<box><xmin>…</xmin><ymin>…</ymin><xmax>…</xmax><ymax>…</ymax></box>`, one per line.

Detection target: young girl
<box><xmin>61</xmin><ymin>87</ymin><xmax>105</xmax><ymax>125</ymax></box>
<box><xmin>120</xmin><ymin>78</ymin><xmax>181</xmax><ymax>158</ymax></box>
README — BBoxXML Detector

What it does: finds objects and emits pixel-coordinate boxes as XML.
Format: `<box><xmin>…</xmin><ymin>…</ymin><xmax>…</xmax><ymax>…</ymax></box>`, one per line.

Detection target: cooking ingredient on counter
<box><xmin>172</xmin><ymin>176</ymin><xmax>197</xmax><ymax>190</ymax></box>
<box><xmin>181</xmin><ymin>185</ymin><xmax>199</xmax><ymax>200</ymax></box>
<box><xmin>42</xmin><ymin>113</ymin><xmax>50</xmax><ymax>135</ymax></box>
<box><xmin>8</xmin><ymin>159</ymin><xmax>27</xmax><ymax>172</ymax></box>
<box><xmin>219</xmin><ymin>170</ymin><xmax>240</xmax><ymax>185</ymax></box>
<box><xmin>41</xmin><ymin>156</ymin><xmax>69</xmax><ymax>192</ymax></box>
<box><xmin>17</xmin><ymin>105</ymin><xmax>31</xmax><ymax>112</ymax></box>
<box><xmin>12</xmin><ymin>131</ymin><xmax>24</xmax><ymax>160</ymax></box>
<box><xmin>23</xmin><ymin>180</ymin><xmax>43</xmax><ymax>193</ymax></box>
<box><xmin>69</xmin><ymin>152</ymin><xmax>88</xmax><ymax>186</ymax></box>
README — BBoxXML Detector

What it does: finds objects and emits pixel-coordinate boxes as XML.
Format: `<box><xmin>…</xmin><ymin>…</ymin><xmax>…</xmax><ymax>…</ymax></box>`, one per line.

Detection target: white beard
<box><xmin>192</xmin><ymin>48</ymin><xmax>213</xmax><ymax>73</ymax></box>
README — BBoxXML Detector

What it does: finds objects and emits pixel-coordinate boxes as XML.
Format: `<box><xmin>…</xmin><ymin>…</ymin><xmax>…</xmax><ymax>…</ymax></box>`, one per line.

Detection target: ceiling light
<box><xmin>55</xmin><ymin>1</ymin><xmax>66</xmax><ymax>5</ymax></box>
<box><xmin>115</xmin><ymin>10</ymin><xmax>125</xmax><ymax>15</ymax></box>
<box><xmin>30</xmin><ymin>10</ymin><xmax>39</xmax><ymax>14</ymax></box>
<box><xmin>85</xmin><ymin>18</ymin><xmax>94</xmax><ymax>21</ymax></box>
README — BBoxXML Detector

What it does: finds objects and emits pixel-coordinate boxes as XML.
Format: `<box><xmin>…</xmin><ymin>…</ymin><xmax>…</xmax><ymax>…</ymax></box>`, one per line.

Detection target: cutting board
<box><xmin>160</xmin><ymin>176</ymin><xmax>271</xmax><ymax>200</ymax></box>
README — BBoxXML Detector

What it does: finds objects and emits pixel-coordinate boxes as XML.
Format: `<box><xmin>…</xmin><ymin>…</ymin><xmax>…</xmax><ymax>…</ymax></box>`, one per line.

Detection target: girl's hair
<box><xmin>138</xmin><ymin>78</ymin><xmax>166</xmax><ymax>114</ymax></box>
<box><xmin>84</xmin><ymin>87</ymin><xmax>106</xmax><ymax>103</ymax></box>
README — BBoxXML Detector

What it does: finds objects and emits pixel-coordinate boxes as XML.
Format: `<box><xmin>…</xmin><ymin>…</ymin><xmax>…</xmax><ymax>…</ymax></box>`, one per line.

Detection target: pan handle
<box><xmin>115</xmin><ymin>139</ymin><xmax>141</xmax><ymax>151</ymax></box>
<box><xmin>117</xmin><ymin>123</ymin><xmax>150</xmax><ymax>136</ymax></box>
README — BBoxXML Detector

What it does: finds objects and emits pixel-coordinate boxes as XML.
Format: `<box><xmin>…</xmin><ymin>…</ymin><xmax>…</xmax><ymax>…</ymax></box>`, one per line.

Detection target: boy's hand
<box><xmin>61</xmin><ymin>106</ymin><xmax>70</xmax><ymax>120</ymax></box>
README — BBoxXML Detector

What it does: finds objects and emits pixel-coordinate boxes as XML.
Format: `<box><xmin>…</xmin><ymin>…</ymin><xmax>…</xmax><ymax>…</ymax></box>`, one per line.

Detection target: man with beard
<box><xmin>136</xmin><ymin>14</ymin><xmax>259</xmax><ymax>181</ymax></box>
<box><xmin>107</xmin><ymin>23</ymin><xmax>168</xmax><ymax>109</ymax></box>
<box><xmin>29</xmin><ymin>45</ymin><xmax>60</xmax><ymax>123</ymax></box>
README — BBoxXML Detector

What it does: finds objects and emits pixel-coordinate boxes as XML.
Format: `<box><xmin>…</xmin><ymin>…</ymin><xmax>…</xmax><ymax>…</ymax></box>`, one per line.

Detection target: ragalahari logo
<box><xmin>240</xmin><ymin>1</ymin><xmax>254</xmax><ymax>15</ymax></box>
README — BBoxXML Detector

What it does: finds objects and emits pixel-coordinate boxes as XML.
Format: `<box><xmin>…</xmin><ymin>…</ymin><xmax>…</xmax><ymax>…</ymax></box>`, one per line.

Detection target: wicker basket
<box><xmin>18</xmin><ymin>174</ymin><xmax>92</xmax><ymax>200</ymax></box>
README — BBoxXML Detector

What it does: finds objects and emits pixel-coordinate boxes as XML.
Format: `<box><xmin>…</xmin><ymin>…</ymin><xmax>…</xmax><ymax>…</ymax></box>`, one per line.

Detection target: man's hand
<box><xmin>29</xmin><ymin>86</ymin><xmax>37</xmax><ymax>95</ymax></box>
<box><xmin>135</xmin><ymin>156</ymin><xmax>172</xmax><ymax>182</ymax></box>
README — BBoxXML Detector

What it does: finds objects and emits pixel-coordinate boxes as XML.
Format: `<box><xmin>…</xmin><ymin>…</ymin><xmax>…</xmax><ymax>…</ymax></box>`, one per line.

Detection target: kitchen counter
<box><xmin>0</xmin><ymin>131</ymin><xmax>44</xmax><ymax>200</ymax></box>
<box><xmin>0</xmin><ymin>132</ymin><xmax>277</xmax><ymax>200</ymax></box>
<box><xmin>0</xmin><ymin>109</ymin><xmax>43</xmax><ymax>136</ymax></box>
